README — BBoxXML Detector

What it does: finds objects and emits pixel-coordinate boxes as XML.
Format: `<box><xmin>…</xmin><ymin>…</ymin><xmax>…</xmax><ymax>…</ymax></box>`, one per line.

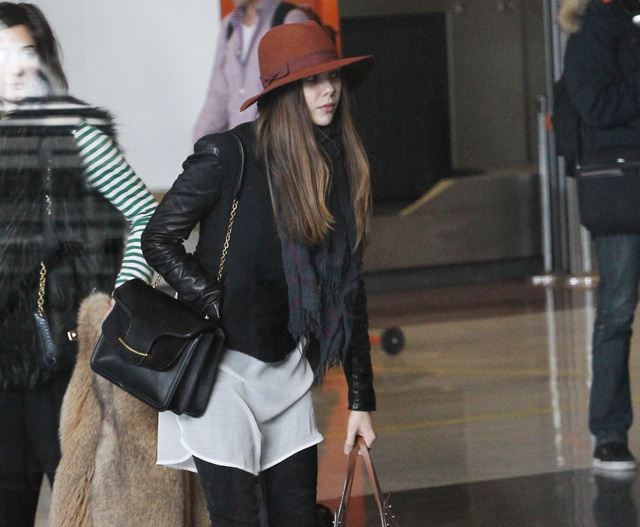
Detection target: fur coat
<box><xmin>49</xmin><ymin>293</ymin><xmax>209</xmax><ymax>526</ymax></box>
<box><xmin>0</xmin><ymin>97</ymin><xmax>126</xmax><ymax>390</ymax></box>
<box><xmin>559</xmin><ymin>0</ymin><xmax>590</xmax><ymax>33</ymax></box>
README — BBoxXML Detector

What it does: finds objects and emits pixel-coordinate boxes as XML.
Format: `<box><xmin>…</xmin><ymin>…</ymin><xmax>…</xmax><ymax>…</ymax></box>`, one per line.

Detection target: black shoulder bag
<box><xmin>33</xmin><ymin>137</ymin><xmax>80</xmax><ymax>372</ymax></box>
<box><xmin>575</xmin><ymin>150</ymin><xmax>640</xmax><ymax>235</ymax></box>
<box><xmin>554</xmin><ymin>76</ymin><xmax>640</xmax><ymax>235</ymax></box>
<box><xmin>90</xmin><ymin>132</ymin><xmax>245</xmax><ymax>417</ymax></box>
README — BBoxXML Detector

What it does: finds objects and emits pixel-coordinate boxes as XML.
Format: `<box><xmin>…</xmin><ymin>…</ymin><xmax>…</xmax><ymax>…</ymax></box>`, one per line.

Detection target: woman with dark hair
<box><xmin>0</xmin><ymin>2</ymin><xmax>67</xmax><ymax>100</ymax></box>
<box><xmin>142</xmin><ymin>21</ymin><xmax>376</xmax><ymax>527</ymax></box>
<box><xmin>0</xmin><ymin>3</ymin><xmax>158</xmax><ymax>525</ymax></box>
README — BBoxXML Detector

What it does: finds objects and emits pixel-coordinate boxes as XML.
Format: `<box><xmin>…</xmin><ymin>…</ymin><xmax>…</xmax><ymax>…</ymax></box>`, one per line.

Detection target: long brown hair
<box><xmin>256</xmin><ymin>81</ymin><xmax>371</xmax><ymax>248</ymax></box>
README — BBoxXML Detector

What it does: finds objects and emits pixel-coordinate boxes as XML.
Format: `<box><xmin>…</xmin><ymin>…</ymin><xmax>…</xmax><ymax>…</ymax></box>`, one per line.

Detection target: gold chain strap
<box><xmin>153</xmin><ymin>199</ymin><xmax>239</xmax><ymax>290</ymax></box>
<box><xmin>155</xmin><ymin>134</ymin><xmax>243</xmax><ymax>291</ymax></box>
<box><xmin>217</xmin><ymin>199</ymin><xmax>238</xmax><ymax>283</ymax></box>
<box><xmin>37</xmin><ymin>262</ymin><xmax>47</xmax><ymax>317</ymax></box>
<box><xmin>36</xmin><ymin>194</ymin><xmax>53</xmax><ymax>316</ymax></box>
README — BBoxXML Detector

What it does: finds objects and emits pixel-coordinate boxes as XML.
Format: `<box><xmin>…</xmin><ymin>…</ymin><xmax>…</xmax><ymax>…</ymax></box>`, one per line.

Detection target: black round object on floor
<box><xmin>381</xmin><ymin>327</ymin><xmax>404</xmax><ymax>355</ymax></box>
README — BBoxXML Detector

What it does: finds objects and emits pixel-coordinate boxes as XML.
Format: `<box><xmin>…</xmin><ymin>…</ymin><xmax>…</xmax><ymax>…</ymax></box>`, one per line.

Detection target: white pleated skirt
<box><xmin>157</xmin><ymin>341</ymin><xmax>323</xmax><ymax>476</ymax></box>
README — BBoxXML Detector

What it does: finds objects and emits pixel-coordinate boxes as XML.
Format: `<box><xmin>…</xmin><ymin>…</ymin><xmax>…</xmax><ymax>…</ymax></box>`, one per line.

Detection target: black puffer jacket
<box><xmin>141</xmin><ymin>122</ymin><xmax>375</xmax><ymax>412</ymax></box>
<box><xmin>564</xmin><ymin>0</ymin><xmax>640</xmax><ymax>154</ymax></box>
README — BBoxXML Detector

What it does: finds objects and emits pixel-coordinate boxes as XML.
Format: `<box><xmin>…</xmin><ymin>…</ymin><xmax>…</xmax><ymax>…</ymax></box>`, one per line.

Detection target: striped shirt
<box><xmin>73</xmin><ymin>122</ymin><xmax>157</xmax><ymax>290</ymax></box>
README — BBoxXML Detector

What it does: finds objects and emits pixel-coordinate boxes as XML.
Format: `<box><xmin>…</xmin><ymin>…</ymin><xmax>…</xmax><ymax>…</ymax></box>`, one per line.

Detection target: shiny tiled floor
<box><xmin>36</xmin><ymin>279</ymin><xmax>640</xmax><ymax>526</ymax></box>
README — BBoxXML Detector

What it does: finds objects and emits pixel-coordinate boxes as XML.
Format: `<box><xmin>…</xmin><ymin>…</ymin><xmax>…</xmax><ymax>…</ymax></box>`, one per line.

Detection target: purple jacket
<box><xmin>192</xmin><ymin>0</ymin><xmax>309</xmax><ymax>142</ymax></box>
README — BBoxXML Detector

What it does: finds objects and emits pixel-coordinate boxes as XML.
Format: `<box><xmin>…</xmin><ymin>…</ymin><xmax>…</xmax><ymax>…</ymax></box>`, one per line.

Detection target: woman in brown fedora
<box><xmin>142</xmin><ymin>21</ymin><xmax>376</xmax><ymax>527</ymax></box>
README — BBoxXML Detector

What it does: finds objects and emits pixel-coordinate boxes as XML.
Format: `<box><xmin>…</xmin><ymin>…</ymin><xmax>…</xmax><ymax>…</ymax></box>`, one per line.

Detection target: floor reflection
<box><xmin>312</xmin><ymin>280</ymin><xmax>640</xmax><ymax>526</ymax></box>
<box><xmin>35</xmin><ymin>280</ymin><xmax>640</xmax><ymax>526</ymax></box>
<box><xmin>593</xmin><ymin>471</ymin><xmax>638</xmax><ymax>527</ymax></box>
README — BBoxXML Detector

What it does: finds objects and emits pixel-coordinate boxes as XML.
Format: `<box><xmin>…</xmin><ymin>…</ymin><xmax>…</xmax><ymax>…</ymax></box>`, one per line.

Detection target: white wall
<box><xmin>33</xmin><ymin>1</ymin><xmax>221</xmax><ymax>191</ymax></box>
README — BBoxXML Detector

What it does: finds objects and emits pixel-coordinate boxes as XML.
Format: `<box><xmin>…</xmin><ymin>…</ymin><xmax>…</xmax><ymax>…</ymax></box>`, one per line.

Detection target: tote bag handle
<box><xmin>334</xmin><ymin>436</ymin><xmax>396</xmax><ymax>526</ymax></box>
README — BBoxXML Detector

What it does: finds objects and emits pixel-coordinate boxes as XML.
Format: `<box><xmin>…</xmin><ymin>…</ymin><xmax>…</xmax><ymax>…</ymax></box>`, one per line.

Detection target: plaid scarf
<box><xmin>277</xmin><ymin>124</ymin><xmax>362</xmax><ymax>377</ymax></box>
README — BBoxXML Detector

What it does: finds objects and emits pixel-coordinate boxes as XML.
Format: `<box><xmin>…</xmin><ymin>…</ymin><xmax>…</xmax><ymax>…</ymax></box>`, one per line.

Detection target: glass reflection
<box><xmin>593</xmin><ymin>472</ymin><xmax>638</xmax><ymax>527</ymax></box>
<box><xmin>0</xmin><ymin>18</ymin><xmax>67</xmax><ymax>110</ymax></box>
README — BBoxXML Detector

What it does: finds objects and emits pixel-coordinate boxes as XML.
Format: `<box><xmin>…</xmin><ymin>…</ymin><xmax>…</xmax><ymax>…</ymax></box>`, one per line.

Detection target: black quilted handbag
<box><xmin>90</xmin><ymin>132</ymin><xmax>245</xmax><ymax>417</ymax></box>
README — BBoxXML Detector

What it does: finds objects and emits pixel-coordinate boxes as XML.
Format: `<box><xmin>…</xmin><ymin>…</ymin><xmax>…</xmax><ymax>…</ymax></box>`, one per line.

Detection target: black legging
<box><xmin>194</xmin><ymin>445</ymin><xmax>318</xmax><ymax>527</ymax></box>
<box><xmin>0</xmin><ymin>374</ymin><xmax>69</xmax><ymax>527</ymax></box>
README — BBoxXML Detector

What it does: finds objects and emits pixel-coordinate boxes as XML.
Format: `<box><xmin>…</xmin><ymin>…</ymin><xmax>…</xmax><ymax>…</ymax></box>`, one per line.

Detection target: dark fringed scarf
<box><xmin>277</xmin><ymin>123</ymin><xmax>362</xmax><ymax>378</ymax></box>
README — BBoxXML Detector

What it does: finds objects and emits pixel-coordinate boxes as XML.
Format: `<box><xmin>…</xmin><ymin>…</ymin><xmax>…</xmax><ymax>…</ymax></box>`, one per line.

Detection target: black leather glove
<box><xmin>202</xmin><ymin>283</ymin><xmax>224</xmax><ymax>321</ymax></box>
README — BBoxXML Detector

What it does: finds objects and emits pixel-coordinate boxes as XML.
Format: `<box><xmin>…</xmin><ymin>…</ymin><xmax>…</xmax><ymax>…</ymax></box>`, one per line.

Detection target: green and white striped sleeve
<box><xmin>73</xmin><ymin>122</ymin><xmax>158</xmax><ymax>290</ymax></box>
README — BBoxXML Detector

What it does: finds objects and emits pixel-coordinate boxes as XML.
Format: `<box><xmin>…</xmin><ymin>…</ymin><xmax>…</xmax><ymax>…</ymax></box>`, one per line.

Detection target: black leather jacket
<box><xmin>141</xmin><ymin>122</ymin><xmax>375</xmax><ymax>411</ymax></box>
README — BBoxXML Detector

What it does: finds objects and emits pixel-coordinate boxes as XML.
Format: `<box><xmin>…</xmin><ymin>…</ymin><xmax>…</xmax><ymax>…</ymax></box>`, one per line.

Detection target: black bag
<box><xmin>576</xmin><ymin>157</ymin><xmax>640</xmax><ymax>235</ymax></box>
<box><xmin>90</xmin><ymin>131</ymin><xmax>246</xmax><ymax>417</ymax></box>
<box><xmin>33</xmin><ymin>258</ymin><xmax>79</xmax><ymax>373</ymax></box>
<box><xmin>91</xmin><ymin>279</ymin><xmax>224</xmax><ymax>416</ymax></box>
<box><xmin>33</xmin><ymin>305</ymin><xmax>78</xmax><ymax>372</ymax></box>
<box><xmin>552</xmin><ymin>76</ymin><xmax>640</xmax><ymax>234</ymax></box>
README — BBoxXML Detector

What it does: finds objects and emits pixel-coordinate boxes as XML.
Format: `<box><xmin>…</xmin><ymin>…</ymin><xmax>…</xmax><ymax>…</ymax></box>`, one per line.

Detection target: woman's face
<box><xmin>302</xmin><ymin>70</ymin><xmax>342</xmax><ymax>126</ymax></box>
<box><xmin>0</xmin><ymin>25</ymin><xmax>40</xmax><ymax>102</ymax></box>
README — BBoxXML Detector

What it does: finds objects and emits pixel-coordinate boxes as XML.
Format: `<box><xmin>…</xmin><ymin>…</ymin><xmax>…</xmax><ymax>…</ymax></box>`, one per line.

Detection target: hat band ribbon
<box><xmin>261</xmin><ymin>50</ymin><xmax>340</xmax><ymax>88</ymax></box>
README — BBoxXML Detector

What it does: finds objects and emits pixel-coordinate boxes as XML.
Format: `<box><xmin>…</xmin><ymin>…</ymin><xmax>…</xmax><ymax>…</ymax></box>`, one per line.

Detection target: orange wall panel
<box><xmin>220</xmin><ymin>0</ymin><xmax>339</xmax><ymax>34</ymax></box>
<box><xmin>221</xmin><ymin>0</ymin><xmax>234</xmax><ymax>18</ymax></box>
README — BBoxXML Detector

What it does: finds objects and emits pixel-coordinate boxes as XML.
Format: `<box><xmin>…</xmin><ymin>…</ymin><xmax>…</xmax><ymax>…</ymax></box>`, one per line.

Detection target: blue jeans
<box><xmin>590</xmin><ymin>234</ymin><xmax>640</xmax><ymax>446</ymax></box>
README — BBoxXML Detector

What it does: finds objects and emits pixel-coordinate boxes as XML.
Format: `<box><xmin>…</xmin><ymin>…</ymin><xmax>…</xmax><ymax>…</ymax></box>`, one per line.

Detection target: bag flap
<box><xmin>106</xmin><ymin>279</ymin><xmax>215</xmax><ymax>359</ymax></box>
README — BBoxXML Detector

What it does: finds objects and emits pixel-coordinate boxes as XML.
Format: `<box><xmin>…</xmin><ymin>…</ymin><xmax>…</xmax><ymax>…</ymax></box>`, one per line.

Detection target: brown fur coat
<box><xmin>49</xmin><ymin>293</ymin><xmax>209</xmax><ymax>527</ymax></box>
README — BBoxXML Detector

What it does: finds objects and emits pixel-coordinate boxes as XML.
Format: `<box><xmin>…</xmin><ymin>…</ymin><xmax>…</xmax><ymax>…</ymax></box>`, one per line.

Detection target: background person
<box><xmin>561</xmin><ymin>0</ymin><xmax>640</xmax><ymax>471</ymax></box>
<box><xmin>192</xmin><ymin>0</ymin><xmax>309</xmax><ymax>142</ymax></box>
<box><xmin>142</xmin><ymin>21</ymin><xmax>377</xmax><ymax>527</ymax></box>
<box><xmin>0</xmin><ymin>3</ymin><xmax>157</xmax><ymax>525</ymax></box>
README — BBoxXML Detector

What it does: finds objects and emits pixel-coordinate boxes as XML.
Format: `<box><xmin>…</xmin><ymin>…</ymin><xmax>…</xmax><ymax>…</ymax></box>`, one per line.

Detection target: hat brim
<box><xmin>240</xmin><ymin>55</ymin><xmax>375</xmax><ymax>112</ymax></box>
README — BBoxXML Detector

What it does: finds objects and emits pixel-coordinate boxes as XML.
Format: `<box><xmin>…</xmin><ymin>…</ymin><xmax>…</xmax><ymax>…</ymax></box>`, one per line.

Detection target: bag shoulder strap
<box><xmin>226</xmin><ymin>19</ymin><xmax>234</xmax><ymax>41</ymax></box>
<box><xmin>228</xmin><ymin>131</ymin><xmax>246</xmax><ymax>200</ymax></box>
<box><xmin>216</xmin><ymin>131</ymin><xmax>245</xmax><ymax>283</ymax></box>
<box><xmin>153</xmin><ymin>132</ymin><xmax>245</xmax><ymax>290</ymax></box>
<box><xmin>552</xmin><ymin>75</ymin><xmax>582</xmax><ymax>168</ymax></box>
<box><xmin>272</xmin><ymin>1</ymin><xmax>298</xmax><ymax>27</ymax></box>
<box><xmin>227</xmin><ymin>2</ymin><xmax>301</xmax><ymax>41</ymax></box>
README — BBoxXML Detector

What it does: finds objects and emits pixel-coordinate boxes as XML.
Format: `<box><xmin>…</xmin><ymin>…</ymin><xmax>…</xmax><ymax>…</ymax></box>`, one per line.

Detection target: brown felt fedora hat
<box><xmin>240</xmin><ymin>21</ymin><xmax>375</xmax><ymax>111</ymax></box>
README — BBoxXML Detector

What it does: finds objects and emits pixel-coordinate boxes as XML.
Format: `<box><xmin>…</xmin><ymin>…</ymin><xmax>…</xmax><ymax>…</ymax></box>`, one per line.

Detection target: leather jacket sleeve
<box><xmin>141</xmin><ymin>135</ymin><xmax>225</xmax><ymax>318</ymax></box>
<box><xmin>342</xmin><ymin>278</ymin><xmax>376</xmax><ymax>412</ymax></box>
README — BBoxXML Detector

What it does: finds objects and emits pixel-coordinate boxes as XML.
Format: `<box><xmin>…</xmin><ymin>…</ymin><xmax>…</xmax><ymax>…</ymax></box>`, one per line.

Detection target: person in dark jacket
<box><xmin>561</xmin><ymin>0</ymin><xmax>640</xmax><ymax>471</ymax></box>
<box><xmin>142</xmin><ymin>21</ymin><xmax>376</xmax><ymax>527</ymax></box>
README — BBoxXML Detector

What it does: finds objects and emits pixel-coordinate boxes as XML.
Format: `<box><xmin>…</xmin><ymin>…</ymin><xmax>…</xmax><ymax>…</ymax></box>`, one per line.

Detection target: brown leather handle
<box><xmin>334</xmin><ymin>436</ymin><xmax>391</xmax><ymax>526</ymax></box>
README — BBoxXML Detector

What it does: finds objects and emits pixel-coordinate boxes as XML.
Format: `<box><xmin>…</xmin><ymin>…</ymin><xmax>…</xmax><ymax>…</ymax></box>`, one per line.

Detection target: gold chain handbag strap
<box><xmin>36</xmin><ymin>194</ymin><xmax>53</xmax><ymax>315</ymax></box>
<box><xmin>37</xmin><ymin>262</ymin><xmax>47</xmax><ymax>317</ymax></box>
<box><xmin>217</xmin><ymin>199</ymin><xmax>238</xmax><ymax>283</ymax></box>
<box><xmin>217</xmin><ymin>131</ymin><xmax>246</xmax><ymax>283</ymax></box>
<box><xmin>155</xmin><ymin>131</ymin><xmax>246</xmax><ymax>289</ymax></box>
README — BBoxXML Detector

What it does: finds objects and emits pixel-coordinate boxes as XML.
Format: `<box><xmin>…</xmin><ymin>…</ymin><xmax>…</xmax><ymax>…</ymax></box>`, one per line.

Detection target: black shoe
<box><xmin>316</xmin><ymin>503</ymin><xmax>334</xmax><ymax>527</ymax></box>
<box><xmin>593</xmin><ymin>442</ymin><xmax>637</xmax><ymax>471</ymax></box>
